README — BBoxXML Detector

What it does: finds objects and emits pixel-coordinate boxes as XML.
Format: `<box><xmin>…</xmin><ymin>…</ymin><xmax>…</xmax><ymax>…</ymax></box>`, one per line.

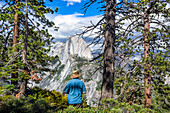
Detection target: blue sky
<box><xmin>45</xmin><ymin>0</ymin><xmax>103</xmax><ymax>17</ymax></box>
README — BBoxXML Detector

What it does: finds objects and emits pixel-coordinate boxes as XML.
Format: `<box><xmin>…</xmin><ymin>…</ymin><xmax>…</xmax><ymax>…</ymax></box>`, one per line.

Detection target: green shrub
<box><xmin>3</xmin><ymin>87</ymin><xmax>161</xmax><ymax>113</ymax></box>
<box><xmin>0</xmin><ymin>95</ymin><xmax>14</xmax><ymax>102</ymax></box>
<box><xmin>0</xmin><ymin>94</ymin><xmax>165</xmax><ymax>113</ymax></box>
<box><xmin>0</xmin><ymin>96</ymin><xmax>56</xmax><ymax>113</ymax></box>
<box><xmin>58</xmin><ymin>106</ymin><xmax>104</xmax><ymax>113</ymax></box>
<box><xmin>59</xmin><ymin>99</ymin><xmax>158</xmax><ymax>113</ymax></box>
<box><xmin>28</xmin><ymin>87</ymin><xmax>88</xmax><ymax>109</ymax></box>
<box><xmin>0</xmin><ymin>87</ymin><xmax>68</xmax><ymax>112</ymax></box>
<box><xmin>100</xmin><ymin>99</ymin><xmax>158</xmax><ymax>113</ymax></box>
<box><xmin>28</xmin><ymin>87</ymin><xmax>67</xmax><ymax>109</ymax></box>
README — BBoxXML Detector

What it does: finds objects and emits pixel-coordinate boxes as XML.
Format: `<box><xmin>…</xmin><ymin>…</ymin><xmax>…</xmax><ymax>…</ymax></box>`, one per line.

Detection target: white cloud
<box><xmin>46</xmin><ymin>13</ymin><xmax>102</xmax><ymax>41</ymax></box>
<box><xmin>67</xmin><ymin>2</ymin><xmax>74</xmax><ymax>6</ymax></box>
<box><xmin>64</xmin><ymin>0</ymin><xmax>81</xmax><ymax>2</ymax></box>
<box><xmin>63</xmin><ymin>0</ymin><xmax>81</xmax><ymax>6</ymax></box>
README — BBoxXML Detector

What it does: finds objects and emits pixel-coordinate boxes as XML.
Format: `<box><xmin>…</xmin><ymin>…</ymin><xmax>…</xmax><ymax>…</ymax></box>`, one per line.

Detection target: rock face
<box><xmin>31</xmin><ymin>37</ymin><xmax>102</xmax><ymax>106</ymax></box>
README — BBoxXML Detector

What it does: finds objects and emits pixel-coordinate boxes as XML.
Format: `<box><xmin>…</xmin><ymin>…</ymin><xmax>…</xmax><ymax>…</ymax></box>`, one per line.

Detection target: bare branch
<box><xmin>82</xmin><ymin>0</ymin><xmax>97</xmax><ymax>14</ymax></box>
<box><xmin>28</xmin><ymin>17</ymin><xmax>41</xmax><ymax>32</ymax></box>
<box><xmin>0</xmin><ymin>0</ymin><xmax>13</xmax><ymax>9</ymax></box>
<box><xmin>0</xmin><ymin>25</ymin><xmax>13</xmax><ymax>33</ymax></box>
<box><xmin>5</xmin><ymin>49</ymin><xmax>23</xmax><ymax>67</ymax></box>
<box><xmin>150</xmin><ymin>20</ymin><xmax>168</xmax><ymax>31</ymax></box>
<box><xmin>90</xmin><ymin>53</ymin><xmax>103</xmax><ymax>62</ymax></box>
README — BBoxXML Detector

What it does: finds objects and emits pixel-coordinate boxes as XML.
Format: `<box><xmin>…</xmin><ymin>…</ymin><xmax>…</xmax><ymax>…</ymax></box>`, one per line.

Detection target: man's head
<box><xmin>71</xmin><ymin>70</ymin><xmax>81</xmax><ymax>79</ymax></box>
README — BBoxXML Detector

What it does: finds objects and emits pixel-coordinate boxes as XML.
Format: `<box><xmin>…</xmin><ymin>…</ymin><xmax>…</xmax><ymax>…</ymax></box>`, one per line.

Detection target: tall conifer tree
<box><xmin>122</xmin><ymin>0</ymin><xmax>169</xmax><ymax>108</ymax></box>
<box><xmin>0</xmin><ymin>0</ymin><xmax>58</xmax><ymax>95</ymax></box>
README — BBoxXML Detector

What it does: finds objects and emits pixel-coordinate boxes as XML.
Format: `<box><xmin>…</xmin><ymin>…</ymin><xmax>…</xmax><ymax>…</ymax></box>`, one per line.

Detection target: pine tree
<box><xmin>81</xmin><ymin>0</ymin><xmax>137</xmax><ymax>104</ymax></box>
<box><xmin>121</xmin><ymin>0</ymin><xmax>169</xmax><ymax>109</ymax></box>
<box><xmin>0</xmin><ymin>0</ymin><xmax>58</xmax><ymax>96</ymax></box>
<box><xmin>11</xmin><ymin>0</ymin><xmax>20</xmax><ymax>85</ymax></box>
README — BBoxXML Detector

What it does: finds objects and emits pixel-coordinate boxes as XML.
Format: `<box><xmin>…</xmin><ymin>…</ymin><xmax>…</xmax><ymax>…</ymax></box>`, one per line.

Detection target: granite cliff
<box><xmin>31</xmin><ymin>37</ymin><xmax>102</xmax><ymax>106</ymax></box>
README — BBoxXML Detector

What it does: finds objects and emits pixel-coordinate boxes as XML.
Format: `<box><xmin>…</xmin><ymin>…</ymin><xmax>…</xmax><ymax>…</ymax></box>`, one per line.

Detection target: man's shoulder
<box><xmin>78</xmin><ymin>79</ymin><xmax>85</xmax><ymax>85</ymax></box>
<box><xmin>69</xmin><ymin>79</ymin><xmax>84</xmax><ymax>84</ymax></box>
<box><xmin>67</xmin><ymin>79</ymin><xmax>74</xmax><ymax>84</ymax></box>
<box><xmin>68</xmin><ymin>79</ymin><xmax>77</xmax><ymax>83</ymax></box>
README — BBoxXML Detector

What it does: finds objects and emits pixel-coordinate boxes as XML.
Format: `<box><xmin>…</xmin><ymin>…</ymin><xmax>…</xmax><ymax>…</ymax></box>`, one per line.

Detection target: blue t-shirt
<box><xmin>63</xmin><ymin>78</ymin><xmax>86</xmax><ymax>104</ymax></box>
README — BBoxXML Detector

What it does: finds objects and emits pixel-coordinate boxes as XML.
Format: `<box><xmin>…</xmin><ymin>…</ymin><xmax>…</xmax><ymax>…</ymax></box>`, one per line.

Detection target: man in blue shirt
<box><xmin>63</xmin><ymin>70</ymin><xmax>86</xmax><ymax>108</ymax></box>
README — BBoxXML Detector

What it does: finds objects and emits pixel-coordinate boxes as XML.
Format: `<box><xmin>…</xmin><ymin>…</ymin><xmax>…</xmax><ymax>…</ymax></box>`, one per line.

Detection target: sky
<box><xmin>45</xmin><ymin>0</ymin><xmax>103</xmax><ymax>16</ymax></box>
<box><xmin>0</xmin><ymin>0</ymin><xmax>169</xmax><ymax>55</ymax></box>
<box><xmin>0</xmin><ymin>0</ymin><xmax>104</xmax><ymax>53</ymax></box>
<box><xmin>44</xmin><ymin>0</ymin><xmax>104</xmax><ymax>43</ymax></box>
<box><xmin>40</xmin><ymin>0</ymin><xmax>170</xmax><ymax>61</ymax></box>
<box><xmin>0</xmin><ymin>0</ymin><xmax>103</xmax><ymax>42</ymax></box>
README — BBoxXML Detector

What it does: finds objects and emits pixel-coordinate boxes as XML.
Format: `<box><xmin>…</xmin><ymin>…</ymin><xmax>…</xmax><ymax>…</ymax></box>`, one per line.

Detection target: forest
<box><xmin>0</xmin><ymin>0</ymin><xmax>169</xmax><ymax>113</ymax></box>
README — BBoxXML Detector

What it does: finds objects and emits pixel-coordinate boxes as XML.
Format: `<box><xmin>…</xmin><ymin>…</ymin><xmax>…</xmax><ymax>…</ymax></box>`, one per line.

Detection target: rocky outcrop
<box><xmin>30</xmin><ymin>37</ymin><xmax>102</xmax><ymax>106</ymax></box>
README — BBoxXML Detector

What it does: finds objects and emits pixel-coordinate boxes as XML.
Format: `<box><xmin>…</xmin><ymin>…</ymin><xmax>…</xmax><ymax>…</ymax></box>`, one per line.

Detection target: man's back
<box><xmin>64</xmin><ymin>78</ymin><xmax>86</xmax><ymax>104</ymax></box>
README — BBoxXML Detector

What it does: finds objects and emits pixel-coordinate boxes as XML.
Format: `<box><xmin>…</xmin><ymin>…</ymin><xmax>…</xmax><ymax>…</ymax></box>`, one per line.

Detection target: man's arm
<box><xmin>82</xmin><ymin>82</ymin><xmax>87</xmax><ymax>102</ymax></box>
<box><xmin>63</xmin><ymin>82</ymin><xmax>70</xmax><ymax>94</ymax></box>
<box><xmin>82</xmin><ymin>82</ymin><xmax>86</xmax><ymax>94</ymax></box>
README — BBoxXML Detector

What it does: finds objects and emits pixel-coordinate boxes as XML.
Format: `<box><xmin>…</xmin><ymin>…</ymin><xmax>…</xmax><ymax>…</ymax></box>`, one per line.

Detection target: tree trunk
<box><xmin>23</xmin><ymin>0</ymin><xmax>28</xmax><ymax>64</ymax></box>
<box><xmin>100</xmin><ymin>0</ymin><xmax>116</xmax><ymax>101</ymax></box>
<box><xmin>144</xmin><ymin>9</ymin><xmax>151</xmax><ymax>108</ymax></box>
<box><xmin>11</xmin><ymin>0</ymin><xmax>19</xmax><ymax>85</ymax></box>
<box><xmin>20</xmin><ymin>0</ymin><xmax>28</xmax><ymax>95</ymax></box>
<box><xmin>19</xmin><ymin>78</ymin><xmax>27</xmax><ymax>95</ymax></box>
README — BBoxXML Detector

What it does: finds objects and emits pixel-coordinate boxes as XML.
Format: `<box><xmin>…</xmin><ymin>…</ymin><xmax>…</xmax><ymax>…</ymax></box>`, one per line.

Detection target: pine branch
<box><xmin>0</xmin><ymin>25</ymin><xmax>13</xmax><ymax>33</ymax></box>
<box><xmin>5</xmin><ymin>49</ymin><xmax>23</xmax><ymax>67</ymax></box>
<box><xmin>27</xmin><ymin>17</ymin><xmax>41</xmax><ymax>33</ymax></box>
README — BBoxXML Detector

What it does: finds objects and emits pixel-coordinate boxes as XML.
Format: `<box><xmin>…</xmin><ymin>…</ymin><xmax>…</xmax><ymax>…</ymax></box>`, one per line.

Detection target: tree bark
<box><xmin>100</xmin><ymin>0</ymin><xmax>116</xmax><ymax>101</ymax></box>
<box><xmin>23</xmin><ymin>0</ymin><xmax>28</xmax><ymax>64</ymax></box>
<box><xmin>11</xmin><ymin>0</ymin><xmax>19</xmax><ymax>85</ymax></box>
<box><xmin>20</xmin><ymin>0</ymin><xmax>28</xmax><ymax>95</ymax></box>
<box><xmin>19</xmin><ymin>78</ymin><xmax>27</xmax><ymax>95</ymax></box>
<box><xmin>144</xmin><ymin>9</ymin><xmax>151</xmax><ymax>108</ymax></box>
